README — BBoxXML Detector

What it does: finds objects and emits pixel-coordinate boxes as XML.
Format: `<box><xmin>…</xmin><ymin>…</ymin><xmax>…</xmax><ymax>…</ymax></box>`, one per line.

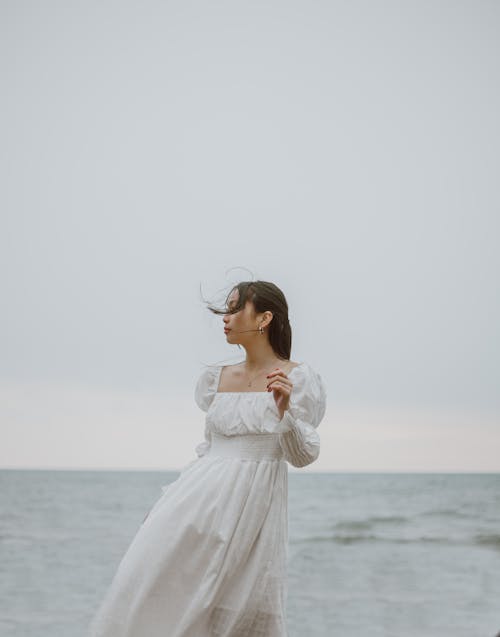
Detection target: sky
<box><xmin>1</xmin><ymin>0</ymin><xmax>498</xmax><ymax>472</ymax></box>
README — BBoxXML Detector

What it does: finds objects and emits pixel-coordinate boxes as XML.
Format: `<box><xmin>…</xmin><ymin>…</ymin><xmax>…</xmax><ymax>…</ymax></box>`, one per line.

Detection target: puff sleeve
<box><xmin>193</xmin><ymin>365</ymin><xmax>219</xmax><ymax>457</ymax></box>
<box><xmin>277</xmin><ymin>363</ymin><xmax>327</xmax><ymax>468</ymax></box>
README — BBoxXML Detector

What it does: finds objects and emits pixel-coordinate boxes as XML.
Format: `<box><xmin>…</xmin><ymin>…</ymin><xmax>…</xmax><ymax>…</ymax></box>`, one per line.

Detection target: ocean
<box><xmin>1</xmin><ymin>469</ymin><xmax>499</xmax><ymax>637</ymax></box>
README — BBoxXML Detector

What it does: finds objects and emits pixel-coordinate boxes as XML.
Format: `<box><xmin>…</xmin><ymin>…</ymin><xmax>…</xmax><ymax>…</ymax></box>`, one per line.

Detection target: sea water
<box><xmin>1</xmin><ymin>469</ymin><xmax>499</xmax><ymax>637</ymax></box>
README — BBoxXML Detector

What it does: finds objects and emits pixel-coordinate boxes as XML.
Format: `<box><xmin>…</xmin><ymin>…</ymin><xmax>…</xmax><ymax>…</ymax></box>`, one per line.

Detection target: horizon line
<box><xmin>1</xmin><ymin>466</ymin><xmax>499</xmax><ymax>474</ymax></box>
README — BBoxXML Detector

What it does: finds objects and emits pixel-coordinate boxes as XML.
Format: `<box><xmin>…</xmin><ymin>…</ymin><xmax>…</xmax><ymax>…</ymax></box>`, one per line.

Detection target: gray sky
<box><xmin>1</xmin><ymin>1</ymin><xmax>499</xmax><ymax>472</ymax></box>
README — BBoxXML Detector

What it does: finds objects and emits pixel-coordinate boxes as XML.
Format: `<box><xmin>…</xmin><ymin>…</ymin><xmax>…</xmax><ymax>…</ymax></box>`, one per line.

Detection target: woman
<box><xmin>88</xmin><ymin>280</ymin><xmax>327</xmax><ymax>637</ymax></box>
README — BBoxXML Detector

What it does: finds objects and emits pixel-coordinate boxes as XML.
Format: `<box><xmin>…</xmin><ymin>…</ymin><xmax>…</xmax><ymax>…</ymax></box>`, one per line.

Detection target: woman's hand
<box><xmin>266</xmin><ymin>367</ymin><xmax>293</xmax><ymax>420</ymax></box>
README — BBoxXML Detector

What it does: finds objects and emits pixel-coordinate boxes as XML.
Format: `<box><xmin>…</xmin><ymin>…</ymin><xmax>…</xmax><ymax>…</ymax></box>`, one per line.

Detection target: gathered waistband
<box><xmin>208</xmin><ymin>432</ymin><xmax>284</xmax><ymax>461</ymax></box>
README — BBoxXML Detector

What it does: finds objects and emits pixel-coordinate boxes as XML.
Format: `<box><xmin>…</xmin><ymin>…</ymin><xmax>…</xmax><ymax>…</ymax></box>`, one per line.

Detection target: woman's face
<box><xmin>223</xmin><ymin>289</ymin><xmax>259</xmax><ymax>342</ymax></box>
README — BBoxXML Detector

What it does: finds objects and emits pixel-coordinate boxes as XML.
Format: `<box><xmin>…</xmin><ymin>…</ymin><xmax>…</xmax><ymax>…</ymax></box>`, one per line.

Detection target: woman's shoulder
<box><xmin>289</xmin><ymin>361</ymin><xmax>326</xmax><ymax>396</ymax></box>
<box><xmin>288</xmin><ymin>360</ymin><xmax>317</xmax><ymax>378</ymax></box>
<box><xmin>194</xmin><ymin>363</ymin><xmax>221</xmax><ymax>411</ymax></box>
<box><xmin>287</xmin><ymin>361</ymin><xmax>327</xmax><ymax>423</ymax></box>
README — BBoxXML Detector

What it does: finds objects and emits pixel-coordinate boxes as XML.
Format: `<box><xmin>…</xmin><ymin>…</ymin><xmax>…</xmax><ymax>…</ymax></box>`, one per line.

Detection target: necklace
<box><xmin>245</xmin><ymin>361</ymin><xmax>289</xmax><ymax>387</ymax></box>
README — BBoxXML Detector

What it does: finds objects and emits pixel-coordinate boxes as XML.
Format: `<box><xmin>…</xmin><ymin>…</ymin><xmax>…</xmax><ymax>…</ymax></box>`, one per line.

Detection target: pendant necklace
<box><xmin>245</xmin><ymin>361</ymin><xmax>288</xmax><ymax>387</ymax></box>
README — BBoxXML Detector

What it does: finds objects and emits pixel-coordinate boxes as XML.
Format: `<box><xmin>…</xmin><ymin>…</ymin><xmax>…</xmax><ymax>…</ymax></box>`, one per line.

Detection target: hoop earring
<box><xmin>259</xmin><ymin>326</ymin><xmax>264</xmax><ymax>335</ymax></box>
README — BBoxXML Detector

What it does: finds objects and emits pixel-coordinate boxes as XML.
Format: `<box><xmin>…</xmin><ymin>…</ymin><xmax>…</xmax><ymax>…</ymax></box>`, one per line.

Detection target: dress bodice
<box><xmin>194</xmin><ymin>361</ymin><xmax>327</xmax><ymax>467</ymax></box>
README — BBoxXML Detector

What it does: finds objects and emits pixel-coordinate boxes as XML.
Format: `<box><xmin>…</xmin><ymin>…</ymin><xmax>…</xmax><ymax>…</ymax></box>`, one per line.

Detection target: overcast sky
<box><xmin>1</xmin><ymin>0</ymin><xmax>498</xmax><ymax>472</ymax></box>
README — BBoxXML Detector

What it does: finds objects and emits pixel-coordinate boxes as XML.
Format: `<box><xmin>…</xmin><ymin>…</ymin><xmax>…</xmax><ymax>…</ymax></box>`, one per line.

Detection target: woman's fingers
<box><xmin>266</xmin><ymin>368</ymin><xmax>292</xmax><ymax>383</ymax></box>
<box><xmin>266</xmin><ymin>369</ymin><xmax>294</xmax><ymax>403</ymax></box>
<box><xmin>267</xmin><ymin>380</ymin><xmax>291</xmax><ymax>393</ymax></box>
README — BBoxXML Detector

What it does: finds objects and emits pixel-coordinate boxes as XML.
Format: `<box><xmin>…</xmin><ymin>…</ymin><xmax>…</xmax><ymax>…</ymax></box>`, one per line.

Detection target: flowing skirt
<box><xmin>87</xmin><ymin>432</ymin><xmax>289</xmax><ymax>637</ymax></box>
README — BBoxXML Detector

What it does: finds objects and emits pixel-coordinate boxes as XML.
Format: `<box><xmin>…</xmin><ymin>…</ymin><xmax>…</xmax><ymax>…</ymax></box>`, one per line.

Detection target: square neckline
<box><xmin>215</xmin><ymin>361</ymin><xmax>305</xmax><ymax>394</ymax></box>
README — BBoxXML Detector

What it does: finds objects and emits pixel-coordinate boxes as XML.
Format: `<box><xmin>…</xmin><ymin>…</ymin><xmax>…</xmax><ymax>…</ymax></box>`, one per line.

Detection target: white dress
<box><xmin>88</xmin><ymin>361</ymin><xmax>327</xmax><ymax>637</ymax></box>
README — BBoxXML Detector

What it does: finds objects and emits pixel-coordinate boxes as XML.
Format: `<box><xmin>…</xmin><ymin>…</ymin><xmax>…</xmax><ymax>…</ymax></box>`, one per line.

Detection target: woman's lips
<box><xmin>224</xmin><ymin>328</ymin><xmax>230</xmax><ymax>333</ymax></box>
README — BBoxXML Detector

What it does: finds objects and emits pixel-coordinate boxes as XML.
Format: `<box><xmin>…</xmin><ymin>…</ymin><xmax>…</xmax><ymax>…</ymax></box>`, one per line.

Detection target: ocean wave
<box><xmin>292</xmin><ymin>534</ymin><xmax>455</xmax><ymax>545</ymax></box>
<box><xmin>474</xmin><ymin>533</ymin><xmax>500</xmax><ymax>549</ymax></box>
<box><xmin>333</xmin><ymin>515</ymin><xmax>407</xmax><ymax>531</ymax></box>
<box><xmin>292</xmin><ymin>532</ymin><xmax>500</xmax><ymax>550</ymax></box>
<box><xmin>418</xmin><ymin>508</ymin><xmax>476</xmax><ymax>519</ymax></box>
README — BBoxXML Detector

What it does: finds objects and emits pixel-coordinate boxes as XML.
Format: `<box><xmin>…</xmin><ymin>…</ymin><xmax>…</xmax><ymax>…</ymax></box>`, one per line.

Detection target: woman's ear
<box><xmin>262</xmin><ymin>310</ymin><xmax>274</xmax><ymax>328</ymax></box>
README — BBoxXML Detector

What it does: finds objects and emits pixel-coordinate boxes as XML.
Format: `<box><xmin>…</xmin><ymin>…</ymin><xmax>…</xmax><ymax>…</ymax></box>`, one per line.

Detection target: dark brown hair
<box><xmin>204</xmin><ymin>280</ymin><xmax>292</xmax><ymax>360</ymax></box>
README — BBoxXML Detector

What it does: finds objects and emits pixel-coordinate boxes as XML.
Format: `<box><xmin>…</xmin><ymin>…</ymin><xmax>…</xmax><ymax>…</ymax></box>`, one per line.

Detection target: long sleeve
<box><xmin>277</xmin><ymin>363</ymin><xmax>327</xmax><ymax>468</ymax></box>
<box><xmin>193</xmin><ymin>365</ymin><xmax>219</xmax><ymax>457</ymax></box>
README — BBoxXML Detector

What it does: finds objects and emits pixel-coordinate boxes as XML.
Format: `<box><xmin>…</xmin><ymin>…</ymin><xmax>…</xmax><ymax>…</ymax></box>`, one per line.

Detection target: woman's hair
<box><xmin>205</xmin><ymin>280</ymin><xmax>292</xmax><ymax>360</ymax></box>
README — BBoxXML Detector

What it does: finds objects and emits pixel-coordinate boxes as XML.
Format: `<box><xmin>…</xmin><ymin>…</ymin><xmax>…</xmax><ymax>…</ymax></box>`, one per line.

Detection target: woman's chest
<box><xmin>206</xmin><ymin>393</ymin><xmax>280</xmax><ymax>434</ymax></box>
